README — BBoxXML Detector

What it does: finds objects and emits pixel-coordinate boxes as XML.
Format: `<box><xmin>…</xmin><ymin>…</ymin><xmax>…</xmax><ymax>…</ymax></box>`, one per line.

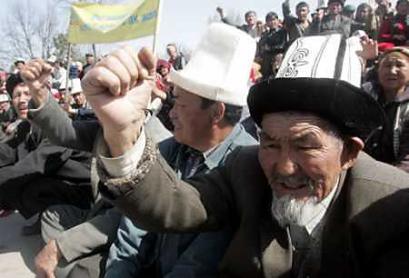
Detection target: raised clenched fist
<box><xmin>81</xmin><ymin>46</ymin><xmax>157</xmax><ymax>156</ymax></box>
<box><xmin>20</xmin><ymin>59</ymin><xmax>53</xmax><ymax>107</ymax></box>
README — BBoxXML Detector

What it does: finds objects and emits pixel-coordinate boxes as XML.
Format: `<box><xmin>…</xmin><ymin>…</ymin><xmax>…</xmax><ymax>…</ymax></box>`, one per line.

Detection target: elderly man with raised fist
<box><xmin>22</xmin><ymin>47</ymin><xmax>163</xmax><ymax>278</ymax></box>
<box><xmin>84</xmin><ymin>32</ymin><xmax>409</xmax><ymax>278</ymax></box>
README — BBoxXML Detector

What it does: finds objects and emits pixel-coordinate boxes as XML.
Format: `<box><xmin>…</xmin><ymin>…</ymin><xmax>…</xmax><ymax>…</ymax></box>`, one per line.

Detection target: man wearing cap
<box><xmin>342</xmin><ymin>4</ymin><xmax>356</xmax><ymax>19</ymax></box>
<box><xmin>309</xmin><ymin>0</ymin><xmax>353</xmax><ymax>37</ymax></box>
<box><xmin>105</xmin><ymin>24</ymin><xmax>257</xmax><ymax>277</ymax></box>
<box><xmin>26</xmin><ymin>23</ymin><xmax>255</xmax><ymax>278</ymax></box>
<box><xmin>64</xmin><ymin>78</ymin><xmax>95</xmax><ymax>121</ymax></box>
<box><xmin>63</xmin><ymin>28</ymin><xmax>409</xmax><ymax>278</ymax></box>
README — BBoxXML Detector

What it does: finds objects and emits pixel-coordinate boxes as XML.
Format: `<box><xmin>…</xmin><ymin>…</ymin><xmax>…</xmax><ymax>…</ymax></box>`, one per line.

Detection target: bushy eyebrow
<box><xmin>259</xmin><ymin>131</ymin><xmax>276</xmax><ymax>141</ymax></box>
<box><xmin>292</xmin><ymin>132</ymin><xmax>320</xmax><ymax>144</ymax></box>
<box><xmin>259</xmin><ymin>130</ymin><xmax>320</xmax><ymax>144</ymax></box>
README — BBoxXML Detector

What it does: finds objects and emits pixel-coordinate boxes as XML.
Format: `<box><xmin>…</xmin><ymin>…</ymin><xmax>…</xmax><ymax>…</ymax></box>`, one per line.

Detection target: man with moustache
<box><xmin>34</xmin><ymin>32</ymin><xmax>409</xmax><ymax>277</ymax></box>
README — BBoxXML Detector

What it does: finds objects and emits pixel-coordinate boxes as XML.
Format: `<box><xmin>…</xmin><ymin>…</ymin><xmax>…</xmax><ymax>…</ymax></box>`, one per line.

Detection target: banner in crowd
<box><xmin>67</xmin><ymin>0</ymin><xmax>159</xmax><ymax>44</ymax></box>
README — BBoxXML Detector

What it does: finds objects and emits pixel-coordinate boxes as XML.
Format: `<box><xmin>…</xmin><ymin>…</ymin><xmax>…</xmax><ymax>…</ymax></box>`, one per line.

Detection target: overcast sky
<box><xmin>1</xmin><ymin>0</ymin><xmax>398</xmax><ymax>62</ymax></box>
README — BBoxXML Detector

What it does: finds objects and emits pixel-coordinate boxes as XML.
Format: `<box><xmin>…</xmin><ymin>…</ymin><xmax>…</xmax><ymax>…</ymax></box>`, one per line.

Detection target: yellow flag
<box><xmin>68</xmin><ymin>0</ymin><xmax>159</xmax><ymax>44</ymax></box>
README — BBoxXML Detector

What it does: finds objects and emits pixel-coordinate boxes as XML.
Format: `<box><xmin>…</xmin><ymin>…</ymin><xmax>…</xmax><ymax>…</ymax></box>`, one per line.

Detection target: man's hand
<box><xmin>20</xmin><ymin>59</ymin><xmax>53</xmax><ymax>107</ymax></box>
<box><xmin>81</xmin><ymin>46</ymin><xmax>156</xmax><ymax>157</ymax></box>
<box><xmin>35</xmin><ymin>239</ymin><xmax>61</xmax><ymax>278</ymax></box>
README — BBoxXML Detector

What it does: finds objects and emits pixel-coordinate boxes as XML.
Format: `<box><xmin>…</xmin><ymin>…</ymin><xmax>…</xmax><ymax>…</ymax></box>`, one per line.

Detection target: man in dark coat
<box><xmin>308</xmin><ymin>0</ymin><xmax>353</xmax><ymax>37</ymax></box>
<box><xmin>29</xmin><ymin>29</ymin><xmax>409</xmax><ymax>277</ymax></box>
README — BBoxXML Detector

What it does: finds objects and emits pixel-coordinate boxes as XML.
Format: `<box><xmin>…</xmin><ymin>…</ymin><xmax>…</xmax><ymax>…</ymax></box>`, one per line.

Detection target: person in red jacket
<box><xmin>378</xmin><ymin>0</ymin><xmax>409</xmax><ymax>47</ymax></box>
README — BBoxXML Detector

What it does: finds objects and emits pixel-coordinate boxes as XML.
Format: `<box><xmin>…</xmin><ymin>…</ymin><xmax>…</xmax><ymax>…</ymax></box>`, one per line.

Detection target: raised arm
<box><xmin>21</xmin><ymin>60</ymin><xmax>99</xmax><ymax>151</ymax></box>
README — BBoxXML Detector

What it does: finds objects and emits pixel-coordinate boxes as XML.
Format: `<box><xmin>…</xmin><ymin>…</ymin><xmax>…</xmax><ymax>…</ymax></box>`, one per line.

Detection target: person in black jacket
<box><xmin>0</xmin><ymin>73</ymin><xmax>93</xmax><ymax>235</ymax></box>
<box><xmin>308</xmin><ymin>0</ymin><xmax>353</xmax><ymax>37</ymax></box>
<box><xmin>256</xmin><ymin>12</ymin><xmax>288</xmax><ymax>79</ymax></box>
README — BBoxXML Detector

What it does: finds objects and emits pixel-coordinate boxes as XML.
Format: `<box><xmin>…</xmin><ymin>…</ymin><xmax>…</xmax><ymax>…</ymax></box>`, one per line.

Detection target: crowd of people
<box><xmin>1</xmin><ymin>0</ymin><xmax>409</xmax><ymax>277</ymax></box>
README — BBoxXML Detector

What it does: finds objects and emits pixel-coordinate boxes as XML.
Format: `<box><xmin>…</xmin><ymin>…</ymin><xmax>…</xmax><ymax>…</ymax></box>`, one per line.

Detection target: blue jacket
<box><xmin>105</xmin><ymin>124</ymin><xmax>257</xmax><ymax>277</ymax></box>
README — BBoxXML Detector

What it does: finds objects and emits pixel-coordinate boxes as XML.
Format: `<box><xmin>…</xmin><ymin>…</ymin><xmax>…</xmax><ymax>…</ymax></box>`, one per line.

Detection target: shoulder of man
<box><xmin>346</xmin><ymin>152</ymin><xmax>409</xmax><ymax>216</ymax></box>
<box><xmin>158</xmin><ymin>136</ymin><xmax>181</xmax><ymax>162</ymax></box>
<box><xmin>223</xmin><ymin>145</ymin><xmax>259</xmax><ymax>171</ymax></box>
<box><xmin>345</xmin><ymin>152</ymin><xmax>409</xmax><ymax>260</ymax></box>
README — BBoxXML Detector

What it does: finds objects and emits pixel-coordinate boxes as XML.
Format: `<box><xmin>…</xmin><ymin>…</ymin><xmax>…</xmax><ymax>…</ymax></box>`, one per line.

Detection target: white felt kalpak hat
<box><xmin>248</xmin><ymin>33</ymin><xmax>385</xmax><ymax>141</ymax></box>
<box><xmin>170</xmin><ymin>23</ymin><xmax>256</xmax><ymax>106</ymax></box>
<box><xmin>0</xmin><ymin>93</ymin><xmax>10</xmax><ymax>102</ymax></box>
<box><xmin>275</xmin><ymin>33</ymin><xmax>363</xmax><ymax>87</ymax></box>
<box><xmin>69</xmin><ymin>78</ymin><xmax>82</xmax><ymax>95</ymax></box>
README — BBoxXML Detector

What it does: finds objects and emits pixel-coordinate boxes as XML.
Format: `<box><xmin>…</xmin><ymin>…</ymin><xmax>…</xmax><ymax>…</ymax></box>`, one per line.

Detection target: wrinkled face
<box><xmin>0</xmin><ymin>101</ymin><xmax>10</xmax><ymax>113</ymax></box>
<box><xmin>169</xmin><ymin>87</ymin><xmax>214</xmax><ymax>148</ymax></box>
<box><xmin>378</xmin><ymin>52</ymin><xmax>409</xmax><ymax>95</ymax></box>
<box><xmin>396</xmin><ymin>1</ymin><xmax>409</xmax><ymax>15</ymax></box>
<box><xmin>71</xmin><ymin>92</ymin><xmax>86</xmax><ymax>107</ymax></box>
<box><xmin>259</xmin><ymin>112</ymin><xmax>350</xmax><ymax>202</ymax></box>
<box><xmin>166</xmin><ymin>45</ymin><xmax>177</xmax><ymax>59</ymax></box>
<box><xmin>296</xmin><ymin>6</ymin><xmax>310</xmax><ymax>21</ymax></box>
<box><xmin>245</xmin><ymin>12</ymin><xmax>257</xmax><ymax>26</ymax></box>
<box><xmin>12</xmin><ymin>84</ymin><xmax>31</xmax><ymax>119</ymax></box>
<box><xmin>266</xmin><ymin>17</ymin><xmax>279</xmax><ymax>29</ymax></box>
<box><xmin>328</xmin><ymin>2</ymin><xmax>343</xmax><ymax>15</ymax></box>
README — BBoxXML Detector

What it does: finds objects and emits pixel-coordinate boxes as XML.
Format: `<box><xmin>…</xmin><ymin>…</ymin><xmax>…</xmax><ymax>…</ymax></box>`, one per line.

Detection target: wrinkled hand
<box><xmin>35</xmin><ymin>239</ymin><xmax>61</xmax><ymax>278</ymax></box>
<box><xmin>20</xmin><ymin>59</ymin><xmax>53</xmax><ymax>107</ymax></box>
<box><xmin>81</xmin><ymin>46</ymin><xmax>156</xmax><ymax>156</ymax></box>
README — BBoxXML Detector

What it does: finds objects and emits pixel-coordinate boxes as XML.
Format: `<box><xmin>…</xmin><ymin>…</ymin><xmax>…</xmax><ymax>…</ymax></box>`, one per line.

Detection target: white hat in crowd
<box><xmin>170</xmin><ymin>22</ymin><xmax>256</xmax><ymax>106</ymax></box>
<box><xmin>0</xmin><ymin>93</ymin><xmax>10</xmax><ymax>102</ymax></box>
<box><xmin>47</xmin><ymin>55</ymin><xmax>57</xmax><ymax>64</ymax></box>
<box><xmin>69</xmin><ymin>78</ymin><xmax>82</xmax><ymax>95</ymax></box>
<box><xmin>275</xmin><ymin>33</ymin><xmax>363</xmax><ymax>87</ymax></box>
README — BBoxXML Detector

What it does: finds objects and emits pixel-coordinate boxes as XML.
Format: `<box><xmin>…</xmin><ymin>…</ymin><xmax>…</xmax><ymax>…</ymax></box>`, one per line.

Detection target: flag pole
<box><xmin>92</xmin><ymin>43</ymin><xmax>97</xmax><ymax>64</ymax></box>
<box><xmin>152</xmin><ymin>0</ymin><xmax>163</xmax><ymax>55</ymax></box>
<box><xmin>64</xmin><ymin>43</ymin><xmax>72</xmax><ymax>101</ymax></box>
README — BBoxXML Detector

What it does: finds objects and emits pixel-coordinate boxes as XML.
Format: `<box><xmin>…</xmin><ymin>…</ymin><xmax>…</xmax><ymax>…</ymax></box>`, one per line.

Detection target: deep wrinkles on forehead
<box><xmin>261</xmin><ymin>111</ymin><xmax>342</xmax><ymax>139</ymax></box>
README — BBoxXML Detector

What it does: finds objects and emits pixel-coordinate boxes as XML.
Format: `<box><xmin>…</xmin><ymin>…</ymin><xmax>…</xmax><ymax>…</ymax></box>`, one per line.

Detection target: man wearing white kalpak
<box><xmin>30</xmin><ymin>23</ymin><xmax>409</xmax><ymax>277</ymax></box>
